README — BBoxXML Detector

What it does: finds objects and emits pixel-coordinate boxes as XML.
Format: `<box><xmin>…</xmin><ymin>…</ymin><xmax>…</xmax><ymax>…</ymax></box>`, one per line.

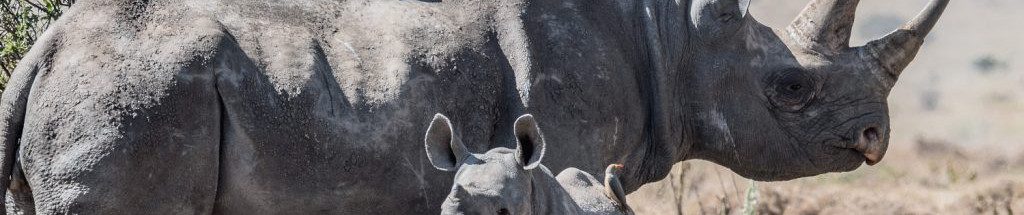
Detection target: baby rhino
<box><xmin>424</xmin><ymin>113</ymin><xmax>633</xmax><ymax>215</ymax></box>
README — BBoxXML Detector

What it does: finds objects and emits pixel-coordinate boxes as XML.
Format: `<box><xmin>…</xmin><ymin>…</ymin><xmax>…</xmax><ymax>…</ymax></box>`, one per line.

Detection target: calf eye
<box><xmin>767</xmin><ymin>69</ymin><xmax>818</xmax><ymax>111</ymax></box>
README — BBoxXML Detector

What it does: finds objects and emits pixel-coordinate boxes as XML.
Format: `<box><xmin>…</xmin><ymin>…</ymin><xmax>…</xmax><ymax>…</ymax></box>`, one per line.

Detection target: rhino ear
<box><xmin>513</xmin><ymin>114</ymin><xmax>546</xmax><ymax>170</ymax></box>
<box><xmin>690</xmin><ymin>0</ymin><xmax>751</xmax><ymax>40</ymax></box>
<box><xmin>425</xmin><ymin>114</ymin><xmax>469</xmax><ymax>171</ymax></box>
<box><xmin>738</xmin><ymin>0</ymin><xmax>751</xmax><ymax>17</ymax></box>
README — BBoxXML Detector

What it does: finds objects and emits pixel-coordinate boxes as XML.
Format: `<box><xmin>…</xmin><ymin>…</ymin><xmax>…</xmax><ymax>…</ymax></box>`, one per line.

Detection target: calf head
<box><xmin>425</xmin><ymin>114</ymin><xmax>546</xmax><ymax>215</ymax></box>
<box><xmin>680</xmin><ymin>0</ymin><xmax>949</xmax><ymax>180</ymax></box>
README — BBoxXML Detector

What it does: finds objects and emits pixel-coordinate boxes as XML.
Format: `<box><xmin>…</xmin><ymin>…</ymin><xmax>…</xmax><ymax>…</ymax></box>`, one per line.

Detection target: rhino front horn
<box><xmin>858</xmin><ymin>0</ymin><xmax>950</xmax><ymax>87</ymax></box>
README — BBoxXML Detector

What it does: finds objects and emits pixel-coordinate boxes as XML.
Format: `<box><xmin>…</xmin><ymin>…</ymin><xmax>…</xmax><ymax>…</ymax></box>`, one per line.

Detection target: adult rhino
<box><xmin>0</xmin><ymin>0</ymin><xmax>947</xmax><ymax>214</ymax></box>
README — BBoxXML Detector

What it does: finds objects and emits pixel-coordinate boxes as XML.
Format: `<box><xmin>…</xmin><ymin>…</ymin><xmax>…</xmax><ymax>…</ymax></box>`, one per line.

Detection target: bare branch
<box><xmin>22</xmin><ymin>0</ymin><xmax>58</xmax><ymax>19</ymax></box>
<box><xmin>1</xmin><ymin>63</ymin><xmax>11</xmax><ymax>77</ymax></box>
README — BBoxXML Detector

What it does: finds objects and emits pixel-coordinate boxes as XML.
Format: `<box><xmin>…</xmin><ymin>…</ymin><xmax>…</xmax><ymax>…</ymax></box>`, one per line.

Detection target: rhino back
<box><xmin>14</xmin><ymin>0</ymin><xmax>654</xmax><ymax>213</ymax></box>
<box><xmin>191</xmin><ymin>1</ymin><xmax>516</xmax><ymax>213</ymax></box>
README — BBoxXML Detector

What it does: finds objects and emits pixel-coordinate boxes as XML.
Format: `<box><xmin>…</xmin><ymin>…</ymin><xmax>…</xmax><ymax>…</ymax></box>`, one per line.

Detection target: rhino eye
<box><xmin>786</xmin><ymin>84</ymin><xmax>803</xmax><ymax>92</ymax></box>
<box><xmin>497</xmin><ymin>208</ymin><xmax>509</xmax><ymax>215</ymax></box>
<box><xmin>767</xmin><ymin>69</ymin><xmax>817</xmax><ymax>111</ymax></box>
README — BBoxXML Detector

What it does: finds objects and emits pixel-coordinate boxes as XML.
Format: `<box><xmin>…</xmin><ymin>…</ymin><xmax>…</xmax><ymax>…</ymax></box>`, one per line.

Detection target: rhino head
<box><xmin>424</xmin><ymin>114</ymin><xmax>548</xmax><ymax>215</ymax></box>
<box><xmin>675</xmin><ymin>0</ymin><xmax>949</xmax><ymax>180</ymax></box>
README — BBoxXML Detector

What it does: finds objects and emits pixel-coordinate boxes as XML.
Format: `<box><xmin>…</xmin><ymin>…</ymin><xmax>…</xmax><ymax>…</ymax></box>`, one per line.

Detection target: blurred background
<box><xmin>627</xmin><ymin>0</ymin><xmax>1024</xmax><ymax>214</ymax></box>
<box><xmin>2</xmin><ymin>0</ymin><xmax>1021</xmax><ymax>214</ymax></box>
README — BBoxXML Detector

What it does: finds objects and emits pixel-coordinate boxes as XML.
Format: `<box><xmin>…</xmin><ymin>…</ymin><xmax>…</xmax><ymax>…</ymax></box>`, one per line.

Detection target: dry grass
<box><xmin>626</xmin><ymin>139</ymin><xmax>1024</xmax><ymax>215</ymax></box>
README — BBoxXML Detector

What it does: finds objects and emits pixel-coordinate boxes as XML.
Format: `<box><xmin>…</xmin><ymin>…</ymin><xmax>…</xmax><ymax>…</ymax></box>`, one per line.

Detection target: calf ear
<box><xmin>425</xmin><ymin>114</ymin><xmax>469</xmax><ymax>171</ymax></box>
<box><xmin>513</xmin><ymin>114</ymin><xmax>546</xmax><ymax>170</ymax></box>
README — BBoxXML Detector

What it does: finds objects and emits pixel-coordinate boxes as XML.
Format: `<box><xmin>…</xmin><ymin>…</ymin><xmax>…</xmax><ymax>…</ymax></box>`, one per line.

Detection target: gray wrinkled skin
<box><xmin>0</xmin><ymin>0</ymin><xmax>947</xmax><ymax>213</ymax></box>
<box><xmin>425</xmin><ymin>114</ymin><xmax>629</xmax><ymax>215</ymax></box>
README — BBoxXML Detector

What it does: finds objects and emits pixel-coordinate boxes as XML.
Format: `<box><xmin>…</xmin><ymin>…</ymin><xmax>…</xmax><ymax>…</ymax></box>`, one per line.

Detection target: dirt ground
<box><xmin>627</xmin><ymin>139</ymin><xmax>1024</xmax><ymax>214</ymax></box>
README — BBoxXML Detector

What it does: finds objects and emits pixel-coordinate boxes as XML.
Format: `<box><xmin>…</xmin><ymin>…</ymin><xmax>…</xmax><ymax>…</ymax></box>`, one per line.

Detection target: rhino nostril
<box><xmin>856</xmin><ymin>127</ymin><xmax>884</xmax><ymax>165</ymax></box>
<box><xmin>863</xmin><ymin>127</ymin><xmax>880</xmax><ymax>143</ymax></box>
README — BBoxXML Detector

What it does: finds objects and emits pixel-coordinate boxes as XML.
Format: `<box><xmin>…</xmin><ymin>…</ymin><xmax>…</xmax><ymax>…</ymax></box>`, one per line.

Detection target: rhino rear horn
<box><xmin>424</xmin><ymin>114</ymin><xmax>469</xmax><ymax>171</ymax></box>
<box><xmin>513</xmin><ymin>114</ymin><xmax>546</xmax><ymax>170</ymax></box>
<box><xmin>787</xmin><ymin>0</ymin><xmax>862</xmax><ymax>55</ymax></box>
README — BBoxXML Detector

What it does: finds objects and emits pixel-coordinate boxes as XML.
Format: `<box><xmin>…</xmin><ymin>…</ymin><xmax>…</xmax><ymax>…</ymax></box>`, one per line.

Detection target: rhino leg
<box><xmin>18</xmin><ymin>64</ymin><xmax>223</xmax><ymax>214</ymax></box>
<box><xmin>0</xmin><ymin>20</ymin><xmax>54</xmax><ymax>214</ymax></box>
<box><xmin>13</xmin><ymin>15</ymin><xmax>231</xmax><ymax>213</ymax></box>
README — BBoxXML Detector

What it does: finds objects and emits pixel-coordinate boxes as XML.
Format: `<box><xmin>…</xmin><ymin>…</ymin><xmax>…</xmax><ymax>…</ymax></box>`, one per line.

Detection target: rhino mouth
<box><xmin>827</xmin><ymin>127</ymin><xmax>886</xmax><ymax>166</ymax></box>
<box><xmin>834</xmin><ymin>147</ymin><xmax>875</xmax><ymax>166</ymax></box>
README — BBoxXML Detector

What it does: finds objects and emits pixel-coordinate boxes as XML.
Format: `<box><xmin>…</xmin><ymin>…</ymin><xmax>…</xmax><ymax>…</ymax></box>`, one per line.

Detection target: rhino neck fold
<box><xmin>617</xmin><ymin>0</ymin><xmax>694</xmax><ymax>193</ymax></box>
